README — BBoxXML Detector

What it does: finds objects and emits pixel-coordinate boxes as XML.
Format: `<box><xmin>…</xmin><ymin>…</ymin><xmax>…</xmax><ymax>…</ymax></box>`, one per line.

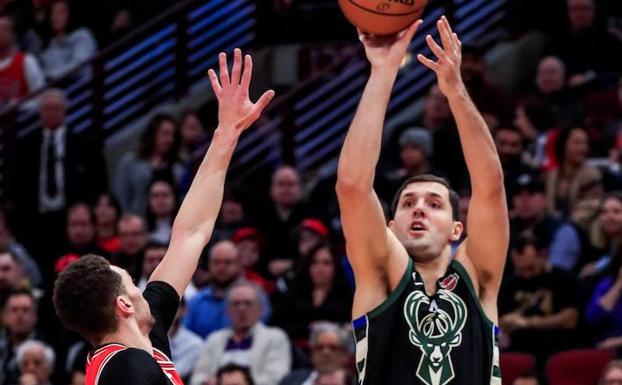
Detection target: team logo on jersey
<box><xmin>439</xmin><ymin>273</ymin><xmax>459</xmax><ymax>292</ymax></box>
<box><xmin>403</xmin><ymin>289</ymin><xmax>467</xmax><ymax>385</ymax></box>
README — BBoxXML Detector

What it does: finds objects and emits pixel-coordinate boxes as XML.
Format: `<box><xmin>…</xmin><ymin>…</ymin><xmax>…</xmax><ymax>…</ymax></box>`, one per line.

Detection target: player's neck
<box><xmin>414</xmin><ymin>246</ymin><xmax>452</xmax><ymax>295</ymax></box>
<box><xmin>100</xmin><ymin>321</ymin><xmax>153</xmax><ymax>353</ymax></box>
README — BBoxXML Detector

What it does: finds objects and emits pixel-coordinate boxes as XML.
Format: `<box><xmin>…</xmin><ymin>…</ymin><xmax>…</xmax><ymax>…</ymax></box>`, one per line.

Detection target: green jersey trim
<box><xmin>368</xmin><ymin>258</ymin><xmax>413</xmax><ymax>319</ymax></box>
<box><xmin>451</xmin><ymin>260</ymin><xmax>495</xmax><ymax>328</ymax></box>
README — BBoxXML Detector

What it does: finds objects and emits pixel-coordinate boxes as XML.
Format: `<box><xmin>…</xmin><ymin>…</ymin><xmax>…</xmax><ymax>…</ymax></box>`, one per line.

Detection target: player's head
<box><xmin>389</xmin><ymin>175</ymin><xmax>462</xmax><ymax>261</ymax></box>
<box><xmin>53</xmin><ymin>254</ymin><xmax>154</xmax><ymax>345</ymax></box>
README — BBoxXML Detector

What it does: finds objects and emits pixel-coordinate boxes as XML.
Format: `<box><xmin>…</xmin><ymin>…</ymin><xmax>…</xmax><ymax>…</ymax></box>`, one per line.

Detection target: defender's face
<box><xmin>390</xmin><ymin>182</ymin><xmax>461</xmax><ymax>260</ymax></box>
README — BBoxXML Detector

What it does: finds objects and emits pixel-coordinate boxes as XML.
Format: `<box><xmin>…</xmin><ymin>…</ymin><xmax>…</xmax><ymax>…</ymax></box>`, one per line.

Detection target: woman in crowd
<box><xmin>585</xmin><ymin>193</ymin><xmax>622</xmax><ymax>350</ymax></box>
<box><xmin>546</xmin><ymin>126</ymin><xmax>601</xmax><ymax>218</ymax></box>
<box><xmin>92</xmin><ymin>192</ymin><xmax>121</xmax><ymax>254</ymax></box>
<box><xmin>271</xmin><ymin>242</ymin><xmax>353</xmax><ymax>345</ymax></box>
<box><xmin>115</xmin><ymin>113</ymin><xmax>183</xmax><ymax>215</ymax></box>
<box><xmin>146</xmin><ymin>179</ymin><xmax>178</xmax><ymax>243</ymax></box>
<box><xmin>40</xmin><ymin>0</ymin><xmax>97</xmax><ymax>80</ymax></box>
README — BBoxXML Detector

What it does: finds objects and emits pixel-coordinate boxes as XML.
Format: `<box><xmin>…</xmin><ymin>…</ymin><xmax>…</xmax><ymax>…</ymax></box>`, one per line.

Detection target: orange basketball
<box><xmin>338</xmin><ymin>0</ymin><xmax>428</xmax><ymax>35</ymax></box>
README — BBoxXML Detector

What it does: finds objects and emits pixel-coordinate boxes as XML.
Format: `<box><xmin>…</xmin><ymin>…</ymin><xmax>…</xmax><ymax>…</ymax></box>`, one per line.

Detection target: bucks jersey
<box><xmin>352</xmin><ymin>258</ymin><xmax>501</xmax><ymax>385</ymax></box>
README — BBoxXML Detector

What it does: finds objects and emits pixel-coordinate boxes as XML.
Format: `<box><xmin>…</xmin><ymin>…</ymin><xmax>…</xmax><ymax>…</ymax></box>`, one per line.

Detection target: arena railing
<box><xmin>227</xmin><ymin>0</ymin><xmax>508</xmax><ymax>182</ymax></box>
<box><xmin>0</xmin><ymin>0</ymin><xmax>257</xmax><ymax>202</ymax></box>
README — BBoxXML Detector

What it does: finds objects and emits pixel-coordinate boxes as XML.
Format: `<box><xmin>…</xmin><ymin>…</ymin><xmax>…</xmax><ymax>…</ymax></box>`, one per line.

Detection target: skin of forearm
<box><xmin>337</xmin><ymin>68</ymin><xmax>398</xmax><ymax>189</ymax></box>
<box><xmin>599</xmin><ymin>280</ymin><xmax>622</xmax><ymax>312</ymax></box>
<box><xmin>446</xmin><ymin>88</ymin><xmax>503</xmax><ymax>193</ymax></box>
<box><xmin>529</xmin><ymin>309</ymin><xmax>578</xmax><ymax>330</ymax></box>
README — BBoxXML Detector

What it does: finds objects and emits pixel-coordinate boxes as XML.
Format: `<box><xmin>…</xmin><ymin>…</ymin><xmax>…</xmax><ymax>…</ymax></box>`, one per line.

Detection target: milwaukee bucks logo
<box><xmin>403</xmin><ymin>289</ymin><xmax>467</xmax><ymax>385</ymax></box>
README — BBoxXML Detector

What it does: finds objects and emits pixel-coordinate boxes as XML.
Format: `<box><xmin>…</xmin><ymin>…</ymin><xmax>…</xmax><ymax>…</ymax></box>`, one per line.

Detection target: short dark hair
<box><xmin>390</xmin><ymin>175</ymin><xmax>460</xmax><ymax>221</ymax></box>
<box><xmin>511</xmin><ymin>233</ymin><xmax>547</xmax><ymax>253</ymax></box>
<box><xmin>216</xmin><ymin>364</ymin><xmax>254</xmax><ymax>385</ymax></box>
<box><xmin>3</xmin><ymin>288</ymin><xmax>36</xmax><ymax>311</ymax></box>
<box><xmin>53</xmin><ymin>254</ymin><xmax>124</xmax><ymax>344</ymax></box>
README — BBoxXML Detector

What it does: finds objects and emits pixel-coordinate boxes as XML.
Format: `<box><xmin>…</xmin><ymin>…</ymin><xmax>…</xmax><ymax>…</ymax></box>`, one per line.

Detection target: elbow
<box><xmin>335</xmin><ymin>174</ymin><xmax>370</xmax><ymax>198</ymax></box>
<box><xmin>472</xmin><ymin>169</ymin><xmax>505</xmax><ymax>198</ymax></box>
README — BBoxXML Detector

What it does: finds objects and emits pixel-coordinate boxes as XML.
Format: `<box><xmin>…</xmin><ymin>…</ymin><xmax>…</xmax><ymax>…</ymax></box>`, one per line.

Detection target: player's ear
<box><xmin>388</xmin><ymin>219</ymin><xmax>395</xmax><ymax>230</ymax></box>
<box><xmin>450</xmin><ymin>221</ymin><xmax>463</xmax><ymax>242</ymax></box>
<box><xmin>116</xmin><ymin>295</ymin><xmax>135</xmax><ymax>317</ymax></box>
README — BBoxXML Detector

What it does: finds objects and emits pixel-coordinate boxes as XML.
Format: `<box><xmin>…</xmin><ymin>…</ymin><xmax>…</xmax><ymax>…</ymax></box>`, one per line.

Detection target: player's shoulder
<box><xmin>97</xmin><ymin>348</ymin><xmax>161</xmax><ymax>385</ymax></box>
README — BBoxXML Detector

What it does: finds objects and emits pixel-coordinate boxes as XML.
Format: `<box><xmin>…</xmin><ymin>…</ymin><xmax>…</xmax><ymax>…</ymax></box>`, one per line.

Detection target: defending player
<box><xmin>336</xmin><ymin>17</ymin><xmax>508</xmax><ymax>385</ymax></box>
<box><xmin>53</xmin><ymin>49</ymin><xmax>274</xmax><ymax>385</ymax></box>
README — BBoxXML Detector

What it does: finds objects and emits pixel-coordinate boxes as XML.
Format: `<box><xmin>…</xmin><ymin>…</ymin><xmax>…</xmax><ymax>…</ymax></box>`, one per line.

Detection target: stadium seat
<box><xmin>500</xmin><ymin>353</ymin><xmax>536</xmax><ymax>385</ymax></box>
<box><xmin>546</xmin><ymin>349</ymin><xmax>614</xmax><ymax>385</ymax></box>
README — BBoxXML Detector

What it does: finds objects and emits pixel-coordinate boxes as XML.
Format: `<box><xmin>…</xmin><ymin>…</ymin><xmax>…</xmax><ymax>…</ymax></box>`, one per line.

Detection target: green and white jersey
<box><xmin>352</xmin><ymin>258</ymin><xmax>501</xmax><ymax>385</ymax></box>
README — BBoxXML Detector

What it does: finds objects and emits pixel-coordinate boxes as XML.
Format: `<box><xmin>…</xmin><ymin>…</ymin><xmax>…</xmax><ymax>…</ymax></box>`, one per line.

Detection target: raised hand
<box><xmin>207</xmin><ymin>48</ymin><xmax>275</xmax><ymax>134</ymax></box>
<box><xmin>359</xmin><ymin>20</ymin><xmax>423</xmax><ymax>70</ymax></box>
<box><xmin>417</xmin><ymin>16</ymin><xmax>465</xmax><ymax>98</ymax></box>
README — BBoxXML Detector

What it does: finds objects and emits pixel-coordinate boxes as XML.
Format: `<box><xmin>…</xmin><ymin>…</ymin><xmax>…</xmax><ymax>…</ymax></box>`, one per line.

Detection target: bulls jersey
<box><xmin>353</xmin><ymin>258</ymin><xmax>501</xmax><ymax>385</ymax></box>
<box><xmin>85</xmin><ymin>282</ymin><xmax>183</xmax><ymax>385</ymax></box>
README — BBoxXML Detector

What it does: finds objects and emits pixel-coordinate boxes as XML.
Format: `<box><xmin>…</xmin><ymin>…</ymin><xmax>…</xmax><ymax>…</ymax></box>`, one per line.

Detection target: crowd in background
<box><xmin>0</xmin><ymin>0</ymin><xmax>622</xmax><ymax>385</ymax></box>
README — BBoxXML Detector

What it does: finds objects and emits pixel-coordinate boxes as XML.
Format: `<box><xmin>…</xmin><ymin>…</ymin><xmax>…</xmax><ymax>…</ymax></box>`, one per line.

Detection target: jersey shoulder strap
<box><xmin>85</xmin><ymin>344</ymin><xmax>127</xmax><ymax>385</ymax></box>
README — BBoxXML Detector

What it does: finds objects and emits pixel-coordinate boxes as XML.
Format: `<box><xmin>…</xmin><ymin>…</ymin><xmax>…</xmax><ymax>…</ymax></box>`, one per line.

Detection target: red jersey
<box><xmin>0</xmin><ymin>52</ymin><xmax>29</xmax><ymax>102</ymax></box>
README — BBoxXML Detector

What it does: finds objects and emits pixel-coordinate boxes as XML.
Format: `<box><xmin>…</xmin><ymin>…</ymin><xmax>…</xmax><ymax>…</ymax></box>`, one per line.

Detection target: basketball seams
<box><xmin>345</xmin><ymin>0</ymin><xmax>425</xmax><ymax>17</ymax></box>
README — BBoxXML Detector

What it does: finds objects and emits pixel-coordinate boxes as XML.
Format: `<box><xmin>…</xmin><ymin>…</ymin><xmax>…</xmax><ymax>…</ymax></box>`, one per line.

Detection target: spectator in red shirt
<box><xmin>0</xmin><ymin>14</ymin><xmax>44</xmax><ymax>105</ymax></box>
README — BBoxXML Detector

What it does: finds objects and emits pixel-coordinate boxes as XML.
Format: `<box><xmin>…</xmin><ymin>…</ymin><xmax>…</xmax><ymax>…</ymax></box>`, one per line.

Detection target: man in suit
<box><xmin>11</xmin><ymin>88</ymin><xmax>107</xmax><ymax>268</ymax></box>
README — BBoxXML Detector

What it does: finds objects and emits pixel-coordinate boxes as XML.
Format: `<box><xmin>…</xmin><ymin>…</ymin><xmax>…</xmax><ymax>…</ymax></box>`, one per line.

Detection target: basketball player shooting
<box><xmin>52</xmin><ymin>49</ymin><xmax>274</xmax><ymax>385</ymax></box>
<box><xmin>336</xmin><ymin>17</ymin><xmax>508</xmax><ymax>385</ymax></box>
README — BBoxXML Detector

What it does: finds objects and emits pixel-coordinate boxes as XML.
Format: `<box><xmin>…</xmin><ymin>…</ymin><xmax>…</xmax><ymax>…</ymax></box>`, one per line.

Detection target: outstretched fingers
<box><xmin>417</xmin><ymin>53</ymin><xmax>438</xmax><ymax>71</ymax></box>
<box><xmin>207</xmin><ymin>69</ymin><xmax>222</xmax><ymax>98</ymax></box>
<box><xmin>231</xmin><ymin>48</ymin><xmax>243</xmax><ymax>86</ymax></box>
<box><xmin>240</xmin><ymin>54</ymin><xmax>253</xmax><ymax>91</ymax></box>
<box><xmin>254</xmin><ymin>90</ymin><xmax>275</xmax><ymax>114</ymax></box>
<box><xmin>218</xmin><ymin>52</ymin><xmax>230</xmax><ymax>87</ymax></box>
<box><xmin>425</xmin><ymin>34</ymin><xmax>445</xmax><ymax>60</ymax></box>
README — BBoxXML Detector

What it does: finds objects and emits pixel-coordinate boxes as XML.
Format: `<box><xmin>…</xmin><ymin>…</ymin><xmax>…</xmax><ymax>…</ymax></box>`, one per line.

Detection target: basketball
<box><xmin>338</xmin><ymin>0</ymin><xmax>428</xmax><ymax>35</ymax></box>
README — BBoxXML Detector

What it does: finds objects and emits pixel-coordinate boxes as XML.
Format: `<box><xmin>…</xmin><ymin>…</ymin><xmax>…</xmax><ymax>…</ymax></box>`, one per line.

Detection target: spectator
<box><xmin>212</xmin><ymin>192</ymin><xmax>249</xmax><ymax>242</ymax></box>
<box><xmin>314</xmin><ymin>369</ymin><xmax>351</xmax><ymax>385</ymax></box>
<box><xmin>12</xmin><ymin>88</ymin><xmax>107</xmax><ymax>256</ymax></box>
<box><xmin>296</xmin><ymin>219</ymin><xmax>330</xmax><ymax>264</ymax></box>
<box><xmin>216</xmin><ymin>364</ymin><xmax>255</xmax><ymax>385</ymax></box>
<box><xmin>499</xmin><ymin>234</ymin><xmax>580</xmax><ymax>362</ymax></box>
<box><xmin>0</xmin><ymin>289</ymin><xmax>42</xmax><ymax>385</ymax></box>
<box><xmin>0</xmin><ymin>14</ymin><xmax>45</xmax><ymax>105</ymax></box>
<box><xmin>184</xmin><ymin>241</ymin><xmax>270</xmax><ymax>339</ymax></box>
<box><xmin>168</xmin><ymin>299</ymin><xmax>202</xmax><ymax>382</ymax></box>
<box><xmin>549</xmin><ymin>192</ymin><xmax>602</xmax><ymax>275</ymax></box>
<box><xmin>494</xmin><ymin>125</ymin><xmax>535</xmax><ymax>201</ymax></box>
<box><xmin>110</xmin><ymin>214</ymin><xmax>148</xmax><ymax>279</ymax></box>
<box><xmin>0</xmin><ymin>252</ymin><xmax>28</xmax><ymax>304</ymax></box>
<box><xmin>272</xmin><ymin>243</ymin><xmax>353</xmax><ymax>343</ymax></box>
<box><xmin>57</xmin><ymin>203</ymin><xmax>105</xmax><ymax>259</ymax></box>
<box><xmin>599</xmin><ymin>360</ymin><xmax>622</xmax><ymax>385</ymax></box>
<box><xmin>16</xmin><ymin>340</ymin><xmax>55</xmax><ymax>385</ymax></box>
<box><xmin>114</xmin><ymin>113</ymin><xmax>183</xmax><ymax>215</ymax></box>
<box><xmin>4</xmin><ymin>0</ymin><xmax>44</xmax><ymax>55</ymax></box>
<box><xmin>40</xmin><ymin>0</ymin><xmax>97</xmax><ymax>81</ymax></box>
<box><xmin>546</xmin><ymin>126</ymin><xmax>601</xmax><ymax>217</ymax></box>
<box><xmin>146</xmin><ymin>179</ymin><xmax>178</xmax><ymax>244</ymax></box>
<box><xmin>232</xmin><ymin>227</ymin><xmax>275</xmax><ymax>295</ymax></box>
<box><xmin>0</xmin><ymin>210</ymin><xmax>42</xmax><ymax>288</ymax></box>
<box><xmin>279</xmin><ymin>322</ymin><xmax>352</xmax><ymax>385</ymax></box>
<box><xmin>584</xmin><ymin>194</ymin><xmax>622</xmax><ymax>347</ymax></box>
<box><xmin>460</xmin><ymin>44</ymin><xmax>514</xmax><ymax>126</ymax></box>
<box><xmin>92</xmin><ymin>192</ymin><xmax>121</xmax><ymax>254</ymax></box>
<box><xmin>255</xmin><ymin>166</ymin><xmax>311</xmax><ymax>279</ymax></box>
<box><xmin>136</xmin><ymin>240</ymin><xmax>167</xmax><ymax>291</ymax></box>
<box><xmin>179</xmin><ymin>110</ymin><xmax>207</xmax><ymax>165</ymax></box>
<box><xmin>378</xmin><ymin>127</ymin><xmax>436</xmax><ymax>204</ymax></box>
<box><xmin>548</xmin><ymin>0</ymin><xmax>622</xmax><ymax>82</ymax></box>
<box><xmin>513</xmin><ymin>96</ymin><xmax>559</xmax><ymax>170</ymax></box>
<box><xmin>510</xmin><ymin>173</ymin><xmax>561</xmax><ymax>249</ymax></box>
<box><xmin>191</xmin><ymin>282</ymin><xmax>291</xmax><ymax>385</ymax></box>
<box><xmin>534</xmin><ymin>56</ymin><xmax>585</xmax><ymax>127</ymax></box>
